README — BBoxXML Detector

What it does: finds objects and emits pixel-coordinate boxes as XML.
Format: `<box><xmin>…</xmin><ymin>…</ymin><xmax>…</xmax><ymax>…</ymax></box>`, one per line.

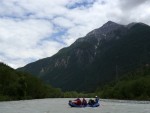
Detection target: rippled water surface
<box><xmin>0</xmin><ymin>98</ymin><xmax>150</xmax><ymax>113</ymax></box>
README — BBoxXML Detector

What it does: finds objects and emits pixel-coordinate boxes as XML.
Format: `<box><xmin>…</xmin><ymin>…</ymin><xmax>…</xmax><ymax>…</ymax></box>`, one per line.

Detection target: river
<box><xmin>0</xmin><ymin>98</ymin><xmax>150</xmax><ymax>113</ymax></box>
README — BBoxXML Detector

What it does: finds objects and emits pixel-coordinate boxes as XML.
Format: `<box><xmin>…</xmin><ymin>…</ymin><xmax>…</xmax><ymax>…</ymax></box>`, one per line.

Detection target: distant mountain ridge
<box><xmin>18</xmin><ymin>21</ymin><xmax>150</xmax><ymax>92</ymax></box>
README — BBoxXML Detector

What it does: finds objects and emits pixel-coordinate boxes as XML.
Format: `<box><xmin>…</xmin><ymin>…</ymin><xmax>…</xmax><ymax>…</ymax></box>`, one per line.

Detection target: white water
<box><xmin>0</xmin><ymin>98</ymin><xmax>150</xmax><ymax>113</ymax></box>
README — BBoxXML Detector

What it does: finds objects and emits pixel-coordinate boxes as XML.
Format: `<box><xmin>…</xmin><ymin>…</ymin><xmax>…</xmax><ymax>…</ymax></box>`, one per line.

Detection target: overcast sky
<box><xmin>0</xmin><ymin>0</ymin><xmax>150</xmax><ymax>68</ymax></box>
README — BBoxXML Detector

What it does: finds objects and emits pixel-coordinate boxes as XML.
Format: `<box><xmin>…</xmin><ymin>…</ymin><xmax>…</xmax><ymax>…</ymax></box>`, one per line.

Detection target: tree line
<box><xmin>95</xmin><ymin>66</ymin><xmax>150</xmax><ymax>100</ymax></box>
<box><xmin>1</xmin><ymin>62</ymin><xmax>150</xmax><ymax>101</ymax></box>
<box><xmin>0</xmin><ymin>63</ymin><xmax>93</xmax><ymax>101</ymax></box>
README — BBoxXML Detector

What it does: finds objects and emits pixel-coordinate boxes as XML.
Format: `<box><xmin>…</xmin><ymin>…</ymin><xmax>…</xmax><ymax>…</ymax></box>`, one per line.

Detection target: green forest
<box><xmin>96</xmin><ymin>66</ymin><xmax>150</xmax><ymax>100</ymax></box>
<box><xmin>0</xmin><ymin>63</ymin><xmax>63</xmax><ymax>101</ymax></box>
<box><xmin>0</xmin><ymin>62</ymin><xmax>91</xmax><ymax>101</ymax></box>
<box><xmin>1</xmin><ymin>62</ymin><xmax>150</xmax><ymax>101</ymax></box>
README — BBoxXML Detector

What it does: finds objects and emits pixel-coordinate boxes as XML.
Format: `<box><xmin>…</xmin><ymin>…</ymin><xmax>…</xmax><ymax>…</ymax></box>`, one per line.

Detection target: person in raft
<box><xmin>82</xmin><ymin>98</ymin><xmax>87</xmax><ymax>106</ymax></box>
<box><xmin>72</xmin><ymin>98</ymin><xmax>82</xmax><ymax>105</ymax></box>
<box><xmin>88</xmin><ymin>96</ymin><xmax>99</xmax><ymax>105</ymax></box>
<box><xmin>95</xmin><ymin>96</ymin><xmax>99</xmax><ymax>103</ymax></box>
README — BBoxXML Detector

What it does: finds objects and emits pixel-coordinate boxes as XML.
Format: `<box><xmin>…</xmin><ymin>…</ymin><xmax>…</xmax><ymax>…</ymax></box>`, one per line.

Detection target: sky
<box><xmin>0</xmin><ymin>0</ymin><xmax>150</xmax><ymax>68</ymax></box>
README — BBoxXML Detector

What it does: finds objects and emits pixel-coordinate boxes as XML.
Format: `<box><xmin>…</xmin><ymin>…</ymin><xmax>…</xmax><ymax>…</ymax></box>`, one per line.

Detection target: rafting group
<box><xmin>68</xmin><ymin>96</ymin><xmax>100</xmax><ymax>107</ymax></box>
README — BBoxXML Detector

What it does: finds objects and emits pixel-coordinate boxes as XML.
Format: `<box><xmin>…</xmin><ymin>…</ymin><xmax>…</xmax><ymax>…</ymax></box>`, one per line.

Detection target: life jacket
<box><xmin>76</xmin><ymin>99</ymin><xmax>81</xmax><ymax>105</ymax></box>
<box><xmin>73</xmin><ymin>98</ymin><xmax>81</xmax><ymax>105</ymax></box>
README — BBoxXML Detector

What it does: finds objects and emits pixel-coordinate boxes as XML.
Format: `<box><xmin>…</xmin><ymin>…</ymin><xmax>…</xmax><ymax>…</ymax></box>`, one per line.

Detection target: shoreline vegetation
<box><xmin>96</xmin><ymin>66</ymin><xmax>150</xmax><ymax>101</ymax></box>
<box><xmin>0</xmin><ymin>62</ymin><xmax>150</xmax><ymax>101</ymax></box>
<box><xmin>0</xmin><ymin>62</ymin><xmax>94</xmax><ymax>101</ymax></box>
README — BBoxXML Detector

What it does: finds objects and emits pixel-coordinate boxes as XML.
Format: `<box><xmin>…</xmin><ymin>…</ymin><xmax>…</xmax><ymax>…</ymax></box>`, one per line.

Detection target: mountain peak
<box><xmin>127</xmin><ymin>22</ymin><xmax>149</xmax><ymax>29</ymax></box>
<box><xmin>87</xmin><ymin>21</ymin><xmax>123</xmax><ymax>37</ymax></box>
<box><xmin>103</xmin><ymin>21</ymin><xmax>118</xmax><ymax>26</ymax></box>
<box><xmin>101</xmin><ymin>21</ymin><xmax>122</xmax><ymax>28</ymax></box>
<box><xmin>126</xmin><ymin>22</ymin><xmax>137</xmax><ymax>29</ymax></box>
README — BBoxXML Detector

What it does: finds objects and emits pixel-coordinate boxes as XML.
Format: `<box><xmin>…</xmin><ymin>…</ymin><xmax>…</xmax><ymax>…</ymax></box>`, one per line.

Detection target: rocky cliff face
<box><xmin>18</xmin><ymin>21</ymin><xmax>150</xmax><ymax>91</ymax></box>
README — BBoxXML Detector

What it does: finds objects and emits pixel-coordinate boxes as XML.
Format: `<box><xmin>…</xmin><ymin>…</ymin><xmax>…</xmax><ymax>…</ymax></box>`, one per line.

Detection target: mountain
<box><xmin>18</xmin><ymin>21</ymin><xmax>150</xmax><ymax>92</ymax></box>
<box><xmin>0</xmin><ymin>62</ymin><xmax>62</xmax><ymax>101</ymax></box>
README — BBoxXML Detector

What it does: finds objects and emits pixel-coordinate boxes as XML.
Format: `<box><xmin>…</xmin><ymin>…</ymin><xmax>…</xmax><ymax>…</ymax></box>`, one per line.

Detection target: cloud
<box><xmin>0</xmin><ymin>0</ymin><xmax>150</xmax><ymax>68</ymax></box>
<box><xmin>52</xmin><ymin>17</ymin><xmax>74</xmax><ymax>29</ymax></box>
<box><xmin>0</xmin><ymin>18</ymin><xmax>64</xmax><ymax>68</ymax></box>
<box><xmin>119</xmin><ymin>0</ymin><xmax>148</xmax><ymax>10</ymax></box>
<box><xmin>116</xmin><ymin>0</ymin><xmax>150</xmax><ymax>24</ymax></box>
<box><xmin>67</xmin><ymin>0</ymin><xmax>96</xmax><ymax>9</ymax></box>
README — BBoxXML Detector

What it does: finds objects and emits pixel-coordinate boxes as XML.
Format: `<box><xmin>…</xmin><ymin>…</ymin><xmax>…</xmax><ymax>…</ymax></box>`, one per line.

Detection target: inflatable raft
<box><xmin>68</xmin><ymin>100</ymin><xmax>100</xmax><ymax>107</ymax></box>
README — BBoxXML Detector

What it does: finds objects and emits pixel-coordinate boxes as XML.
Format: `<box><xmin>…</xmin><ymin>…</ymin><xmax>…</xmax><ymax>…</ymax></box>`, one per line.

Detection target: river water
<box><xmin>0</xmin><ymin>98</ymin><xmax>150</xmax><ymax>113</ymax></box>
